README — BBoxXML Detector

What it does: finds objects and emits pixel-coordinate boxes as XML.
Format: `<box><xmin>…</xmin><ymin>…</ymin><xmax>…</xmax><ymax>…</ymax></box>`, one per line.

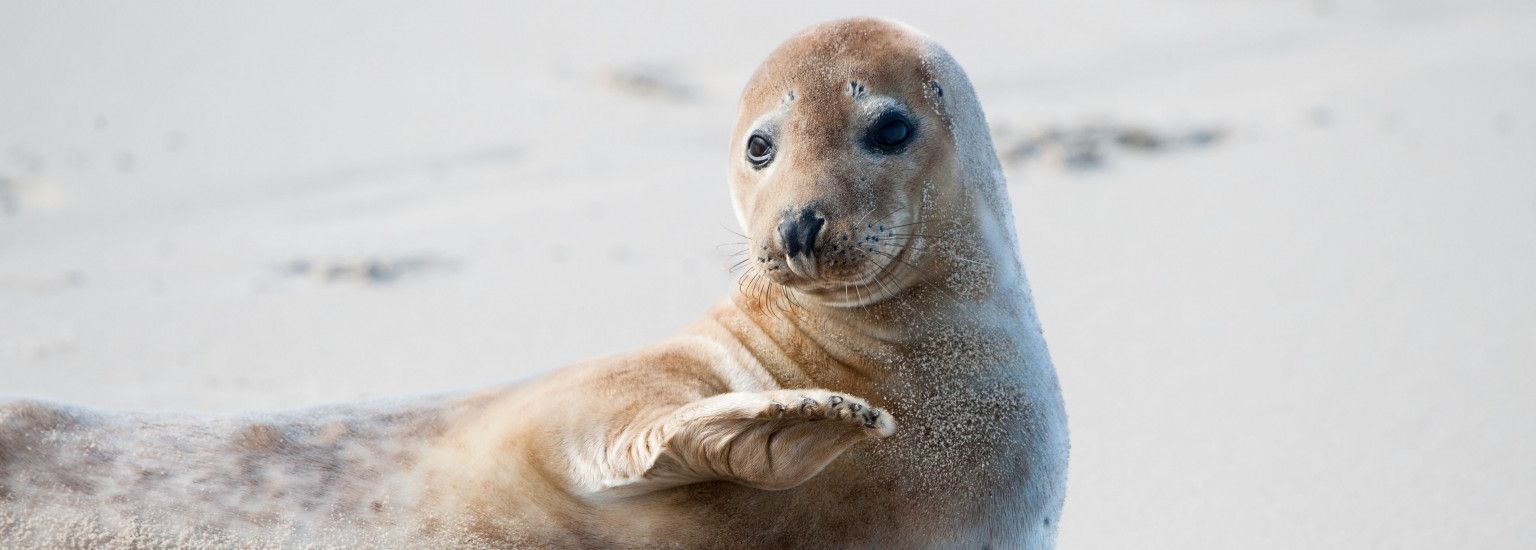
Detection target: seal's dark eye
<box><xmin>866</xmin><ymin>112</ymin><xmax>915</xmax><ymax>153</ymax></box>
<box><xmin>746</xmin><ymin>135</ymin><xmax>774</xmax><ymax>168</ymax></box>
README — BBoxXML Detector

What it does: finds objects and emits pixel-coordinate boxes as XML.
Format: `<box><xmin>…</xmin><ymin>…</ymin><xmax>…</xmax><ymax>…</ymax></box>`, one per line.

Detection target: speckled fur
<box><xmin>0</xmin><ymin>18</ymin><xmax>1067</xmax><ymax>549</ymax></box>
<box><xmin>0</xmin><ymin>396</ymin><xmax>493</xmax><ymax>548</ymax></box>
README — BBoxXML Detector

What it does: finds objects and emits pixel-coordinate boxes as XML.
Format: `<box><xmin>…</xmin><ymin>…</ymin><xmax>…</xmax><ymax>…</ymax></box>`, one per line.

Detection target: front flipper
<box><xmin>600</xmin><ymin>389</ymin><xmax>896</xmax><ymax>495</ymax></box>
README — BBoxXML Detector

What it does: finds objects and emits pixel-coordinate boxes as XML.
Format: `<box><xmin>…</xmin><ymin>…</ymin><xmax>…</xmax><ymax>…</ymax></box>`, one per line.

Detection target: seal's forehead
<box><xmin>740</xmin><ymin>18</ymin><xmax>931</xmax><ymax>108</ymax></box>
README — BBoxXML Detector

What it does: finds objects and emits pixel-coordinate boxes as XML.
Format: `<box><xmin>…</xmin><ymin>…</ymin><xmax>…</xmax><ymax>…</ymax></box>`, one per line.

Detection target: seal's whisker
<box><xmin>734</xmin><ymin>265</ymin><xmax>755</xmax><ymax>291</ymax></box>
<box><xmin>785</xmin><ymin>287</ymin><xmax>804</xmax><ymax>312</ymax></box>
<box><xmin>868</xmin><ymin>201</ymin><xmax>911</xmax><ymax>226</ymax></box>
<box><xmin>744</xmin><ymin>269</ymin><xmax>774</xmax><ymax>317</ymax></box>
<box><xmin>720</xmin><ymin>225</ymin><xmax>749</xmax><ymax>240</ymax></box>
<box><xmin>881</xmin><ymin>218</ymin><xmax>930</xmax><ymax>230</ymax></box>
<box><xmin>758</xmin><ymin>278</ymin><xmax>773</xmax><ymax>315</ymax></box>
<box><xmin>850</xmin><ymin>206</ymin><xmax>881</xmax><ymax>235</ymax></box>
<box><xmin>869</xmin><ymin>248</ymin><xmax>965</xmax><ymax>308</ymax></box>
<box><xmin>752</xmin><ymin>271</ymin><xmax>786</xmax><ymax>318</ymax></box>
<box><xmin>939</xmin><ymin>252</ymin><xmax>990</xmax><ymax>267</ymax></box>
<box><xmin>867</xmin><ymin>248</ymin><xmax>923</xmax><ymax>274</ymax></box>
<box><xmin>869</xmin><ymin>265</ymin><xmax>899</xmax><ymax>302</ymax></box>
<box><xmin>851</xmin><ymin>200</ymin><xmax>911</xmax><ymax>237</ymax></box>
<box><xmin>890</xmin><ymin>242</ymin><xmax>990</xmax><ymax>267</ymax></box>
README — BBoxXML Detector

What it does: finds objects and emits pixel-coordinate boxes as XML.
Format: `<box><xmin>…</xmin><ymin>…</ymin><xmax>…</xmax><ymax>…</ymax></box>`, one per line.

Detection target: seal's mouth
<box><xmin>786</xmin><ymin>236</ymin><xmax>918</xmax><ymax>305</ymax></box>
<box><xmin>749</xmin><ymin>208</ymin><xmax>925</xmax><ymax>307</ymax></box>
<box><xmin>784</xmin><ymin>253</ymin><xmax>820</xmax><ymax>279</ymax></box>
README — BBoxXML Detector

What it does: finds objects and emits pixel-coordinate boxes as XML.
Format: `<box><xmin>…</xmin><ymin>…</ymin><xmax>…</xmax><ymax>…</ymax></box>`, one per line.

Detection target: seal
<box><xmin>0</xmin><ymin>17</ymin><xmax>1068</xmax><ymax>549</ymax></box>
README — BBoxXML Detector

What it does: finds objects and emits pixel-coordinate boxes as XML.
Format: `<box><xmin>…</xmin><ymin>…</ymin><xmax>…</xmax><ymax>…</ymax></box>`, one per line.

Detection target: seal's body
<box><xmin>1</xmin><ymin>18</ymin><xmax>1067</xmax><ymax>549</ymax></box>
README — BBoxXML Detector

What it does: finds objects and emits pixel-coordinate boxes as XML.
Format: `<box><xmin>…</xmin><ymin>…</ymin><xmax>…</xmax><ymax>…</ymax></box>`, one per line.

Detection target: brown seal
<box><xmin>0</xmin><ymin>17</ymin><xmax>1067</xmax><ymax>549</ymax></box>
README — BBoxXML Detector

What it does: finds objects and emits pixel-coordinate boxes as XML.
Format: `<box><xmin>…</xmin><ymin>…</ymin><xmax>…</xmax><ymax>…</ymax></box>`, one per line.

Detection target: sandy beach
<box><xmin>3</xmin><ymin>1</ymin><xmax>1535</xmax><ymax>546</ymax></box>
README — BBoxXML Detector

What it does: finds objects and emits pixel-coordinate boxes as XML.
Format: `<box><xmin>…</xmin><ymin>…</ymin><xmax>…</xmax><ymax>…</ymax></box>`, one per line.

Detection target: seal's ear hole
<box><xmin>848</xmin><ymin>80</ymin><xmax>866</xmax><ymax>97</ymax></box>
<box><xmin>930</xmin><ymin>81</ymin><xmax>944</xmax><ymax>98</ymax></box>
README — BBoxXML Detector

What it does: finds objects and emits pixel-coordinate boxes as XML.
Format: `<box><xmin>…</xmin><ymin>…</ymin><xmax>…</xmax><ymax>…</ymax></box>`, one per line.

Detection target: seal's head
<box><xmin>730</xmin><ymin>18</ymin><xmax>1011</xmax><ymax>308</ymax></box>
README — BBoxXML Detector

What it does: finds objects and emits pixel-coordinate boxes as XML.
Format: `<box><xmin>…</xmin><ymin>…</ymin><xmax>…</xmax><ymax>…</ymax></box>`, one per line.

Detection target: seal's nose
<box><xmin>778</xmin><ymin>208</ymin><xmax>825</xmax><ymax>258</ymax></box>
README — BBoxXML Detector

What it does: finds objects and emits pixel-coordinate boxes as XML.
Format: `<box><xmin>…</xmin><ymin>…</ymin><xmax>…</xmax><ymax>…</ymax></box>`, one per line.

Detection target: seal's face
<box><xmin>729</xmin><ymin>19</ymin><xmax>958</xmax><ymax>306</ymax></box>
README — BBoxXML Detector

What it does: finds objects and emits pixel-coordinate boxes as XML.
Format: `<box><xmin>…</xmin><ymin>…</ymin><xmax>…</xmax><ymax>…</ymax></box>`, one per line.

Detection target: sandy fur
<box><xmin>1</xmin><ymin>17</ymin><xmax>1067</xmax><ymax>548</ymax></box>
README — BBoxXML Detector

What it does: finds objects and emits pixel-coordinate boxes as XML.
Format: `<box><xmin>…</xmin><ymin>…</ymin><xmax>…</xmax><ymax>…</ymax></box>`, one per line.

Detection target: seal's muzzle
<box><xmin>777</xmin><ymin>207</ymin><xmax>825</xmax><ymax>259</ymax></box>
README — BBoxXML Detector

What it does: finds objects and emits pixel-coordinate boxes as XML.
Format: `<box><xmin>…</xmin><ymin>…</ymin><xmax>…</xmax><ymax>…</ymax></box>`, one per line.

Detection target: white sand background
<box><xmin>3</xmin><ymin>0</ymin><xmax>1534</xmax><ymax>546</ymax></box>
